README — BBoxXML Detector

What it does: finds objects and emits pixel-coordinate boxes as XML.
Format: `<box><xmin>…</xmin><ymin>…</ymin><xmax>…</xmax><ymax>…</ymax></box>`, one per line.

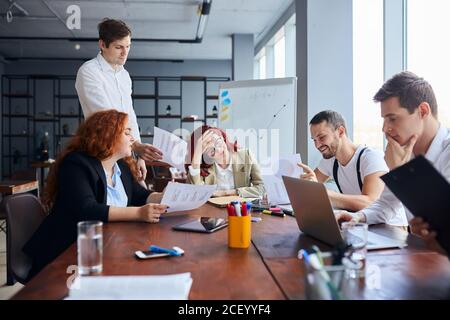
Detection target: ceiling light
<box><xmin>5</xmin><ymin>0</ymin><xmax>30</xmax><ymax>23</ymax></box>
<box><xmin>6</xmin><ymin>10</ymin><xmax>13</xmax><ymax>23</ymax></box>
<box><xmin>195</xmin><ymin>0</ymin><xmax>212</xmax><ymax>42</ymax></box>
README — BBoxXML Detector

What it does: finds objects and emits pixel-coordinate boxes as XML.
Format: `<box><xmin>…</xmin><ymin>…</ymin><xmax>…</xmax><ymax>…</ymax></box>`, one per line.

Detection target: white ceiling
<box><xmin>0</xmin><ymin>0</ymin><xmax>293</xmax><ymax>60</ymax></box>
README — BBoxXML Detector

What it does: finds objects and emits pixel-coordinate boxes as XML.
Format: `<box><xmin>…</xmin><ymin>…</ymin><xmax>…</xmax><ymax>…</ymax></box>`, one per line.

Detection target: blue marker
<box><xmin>149</xmin><ymin>245</ymin><xmax>182</xmax><ymax>256</ymax></box>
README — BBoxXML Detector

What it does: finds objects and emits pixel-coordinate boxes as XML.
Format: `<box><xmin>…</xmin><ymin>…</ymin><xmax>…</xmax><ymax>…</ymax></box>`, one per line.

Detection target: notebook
<box><xmin>207</xmin><ymin>196</ymin><xmax>245</xmax><ymax>207</ymax></box>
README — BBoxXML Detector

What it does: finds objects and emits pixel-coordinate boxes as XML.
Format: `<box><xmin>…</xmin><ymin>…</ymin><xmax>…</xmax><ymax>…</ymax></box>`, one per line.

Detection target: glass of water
<box><xmin>341</xmin><ymin>222</ymin><xmax>368</xmax><ymax>279</ymax></box>
<box><xmin>77</xmin><ymin>221</ymin><xmax>103</xmax><ymax>275</ymax></box>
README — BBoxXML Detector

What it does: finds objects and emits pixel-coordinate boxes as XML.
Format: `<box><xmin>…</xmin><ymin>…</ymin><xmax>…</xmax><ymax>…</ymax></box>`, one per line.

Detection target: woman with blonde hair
<box><xmin>24</xmin><ymin>109</ymin><xmax>167</xmax><ymax>279</ymax></box>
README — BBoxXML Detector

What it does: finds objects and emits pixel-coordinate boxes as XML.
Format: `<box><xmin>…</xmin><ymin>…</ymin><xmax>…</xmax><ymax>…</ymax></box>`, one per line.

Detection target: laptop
<box><xmin>282</xmin><ymin>176</ymin><xmax>405</xmax><ymax>250</ymax></box>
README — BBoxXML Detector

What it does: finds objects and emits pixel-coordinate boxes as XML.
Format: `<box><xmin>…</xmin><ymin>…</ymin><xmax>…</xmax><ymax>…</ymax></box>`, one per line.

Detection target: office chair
<box><xmin>4</xmin><ymin>193</ymin><xmax>47</xmax><ymax>285</ymax></box>
<box><xmin>0</xmin><ymin>200</ymin><xmax>6</xmax><ymax>234</ymax></box>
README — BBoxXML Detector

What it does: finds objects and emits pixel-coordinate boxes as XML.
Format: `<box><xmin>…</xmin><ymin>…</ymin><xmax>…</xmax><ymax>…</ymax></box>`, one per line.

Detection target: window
<box><xmin>352</xmin><ymin>0</ymin><xmax>384</xmax><ymax>151</ymax></box>
<box><xmin>254</xmin><ymin>14</ymin><xmax>295</xmax><ymax>80</ymax></box>
<box><xmin>407</xmin><ymin>0</ymin><xmax>450</xmax><ymax>128</ymax></box>
<box><xmin>274</xmin><ymin>29</ymin><xmax>285</xmax><ymax>78</ymax></box>
<box><xmin>259</xmin><ymin>52</ymin><xmax>266</xmax><ymax>80</ymax></box>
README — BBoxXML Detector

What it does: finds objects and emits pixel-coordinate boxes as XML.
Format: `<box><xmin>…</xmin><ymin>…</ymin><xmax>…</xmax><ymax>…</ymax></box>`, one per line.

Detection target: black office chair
<box><xmin>0</xmin><ymin>199</ymin><xmax>6</xmax><ymax>234</ymax></box>
<box><xmin>4</xmin><ymin>193</ymin><xmax>47</xmax><ymax>285</ymax></box>
<box><xmin>0</xmin><ymin>169</ymin><xmax>40</xmax><ymax>236</ymax></box>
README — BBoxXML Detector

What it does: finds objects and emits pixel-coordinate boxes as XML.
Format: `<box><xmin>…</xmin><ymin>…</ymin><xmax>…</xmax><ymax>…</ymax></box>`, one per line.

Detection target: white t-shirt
<box><xmin>317</xmin><ymin>145</ymin><xmax>388</xmax><ymax>195</ymax></box>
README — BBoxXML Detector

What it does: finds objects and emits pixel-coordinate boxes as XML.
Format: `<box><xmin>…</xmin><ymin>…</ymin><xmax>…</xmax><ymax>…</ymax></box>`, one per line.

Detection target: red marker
<box><xmin>241</xmin><ymin>202</ymin><xmax>248</xmax><ymax>216</ymax></box>
<box><xmin>227</xmin><ymin>203</ymin><xmax>236</xmax><ymax>216</ymax></box>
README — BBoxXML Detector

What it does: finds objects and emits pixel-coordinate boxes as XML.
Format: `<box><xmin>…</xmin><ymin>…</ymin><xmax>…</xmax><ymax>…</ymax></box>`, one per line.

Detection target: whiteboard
<box><xmin>218</xmin><ymin>77</ymin><xmax>297</xmax><ymax>173</ymax></box>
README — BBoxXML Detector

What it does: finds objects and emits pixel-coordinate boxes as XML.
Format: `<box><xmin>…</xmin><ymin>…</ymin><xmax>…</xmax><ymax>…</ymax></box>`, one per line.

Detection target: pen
<box><xmin>262</xmin><ymin>210</ymin><xmax>285</xmax><ymax>217</ymax></box>
<box><xmin>304</xmin><ymin>251</ymin><xmax>342</xmax><ymax>300</ymax></box>
<box><xmin>311</xmin><ymin>245</ymin><xmax>324</xmax><ymax>266</ymax></box>
<box><xmin>234</xmin><ymin>203</ymin><xmax>242</xmax><ymax>216</ymax></box>
<box><xmin>149</xmin><ymin>245</ymin><xmax>182</xmax><ymax>256</ymax></box>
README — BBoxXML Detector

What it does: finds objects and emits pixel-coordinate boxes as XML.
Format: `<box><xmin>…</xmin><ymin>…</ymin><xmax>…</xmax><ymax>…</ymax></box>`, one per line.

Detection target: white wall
<box><xmin>232</xmin><ymin>34</ymin><xmax>254</xmax><ymax>81</ymax></box>
<box><xmin>296</xmin><ymin>0</ymin><xmax>353</xmax><ymax>167</ymax></box>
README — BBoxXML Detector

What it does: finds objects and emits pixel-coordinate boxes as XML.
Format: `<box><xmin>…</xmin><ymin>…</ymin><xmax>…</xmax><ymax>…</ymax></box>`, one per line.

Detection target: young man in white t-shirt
<box><xmin>298</xmin><ymin>110</ymin><xmax>388</xmax><ymax>212</ymax></box>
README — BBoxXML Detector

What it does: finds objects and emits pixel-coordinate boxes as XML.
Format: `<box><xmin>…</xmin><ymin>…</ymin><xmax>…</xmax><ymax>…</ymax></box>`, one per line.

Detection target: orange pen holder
<box><xmin>228</xmin><ymin>215</ymin><xmax>251</xmax><ymax>248</ymax></box>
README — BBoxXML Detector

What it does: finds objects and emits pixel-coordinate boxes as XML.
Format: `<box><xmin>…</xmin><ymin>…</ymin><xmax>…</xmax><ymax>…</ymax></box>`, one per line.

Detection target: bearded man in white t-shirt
<box><xmin>298</xmin><ymin>110</ymin><xmax>389</xmax><ymax>212</ymax></box>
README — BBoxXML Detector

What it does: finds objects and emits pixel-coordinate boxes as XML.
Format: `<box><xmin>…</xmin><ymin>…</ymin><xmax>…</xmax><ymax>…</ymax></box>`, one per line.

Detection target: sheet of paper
<box><xmin>161</xmin><ymin>182</ymin><xmax>217</xmax><ymax>213</ymax></box>
<box><xmin>274</xmin><ymin>154</ymin><xmax>303</xmax><ymax>178</ymax></box>
<box><xmin>66</xmin><ymin>272</ymin><xmax>193</xmax><ymax>300</ymax></box>
<box><xmin>153</xmin><ymin>127</ymin><xmax>187</xmax><ymax>172</ymax></box>
<box><xmin>261</xmin><ymin>174</ymin><xmax>290</xmax><ymax>205</ymax></box>
<box><xmin>261</xmin><ymin>154</ymin><xmax>303</xmax><ymax>205</ymax></box>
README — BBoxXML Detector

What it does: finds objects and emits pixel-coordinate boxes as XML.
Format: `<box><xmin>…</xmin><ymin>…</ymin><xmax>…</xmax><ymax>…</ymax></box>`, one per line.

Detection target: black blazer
<box><xmin>23</xmin><ymin>151</ymin><xmax>151</xmax><ymax>279</ymax></box>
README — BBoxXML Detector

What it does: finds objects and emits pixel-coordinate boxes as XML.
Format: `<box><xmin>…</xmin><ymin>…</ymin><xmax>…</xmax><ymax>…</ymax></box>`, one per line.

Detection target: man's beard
<box><xmin>320</xmin><ymin>143</ymin><xmax>338</xmax><ymax>159</ymax></box>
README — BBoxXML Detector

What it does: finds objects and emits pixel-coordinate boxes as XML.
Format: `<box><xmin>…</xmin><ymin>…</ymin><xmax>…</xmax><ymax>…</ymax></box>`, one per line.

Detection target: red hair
<box><xmin>42</xmin><ymin>110</ymin><xmax>139</xmax><ymax>210</ymax></box>
<box><xmin>187</xmin><ymin>125</ymin><xmax>238</xmax><ymax>177</ymax></box>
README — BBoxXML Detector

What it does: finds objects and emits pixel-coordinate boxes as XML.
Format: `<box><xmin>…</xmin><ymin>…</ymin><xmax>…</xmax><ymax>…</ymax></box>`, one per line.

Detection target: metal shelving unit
<box><xmin>1</xmin><ymin>74</ymin><xmax>229</xmax><ymax>178</ymax></box>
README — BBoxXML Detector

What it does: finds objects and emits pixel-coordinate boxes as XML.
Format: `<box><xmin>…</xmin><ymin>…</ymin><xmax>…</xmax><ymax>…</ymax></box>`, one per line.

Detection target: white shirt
<box><xmin>104</xmin><ymin>162</ymin><xmax>128</xmax><ymax>208</ymax></box>
<box><xmin>214</xmin><ymin>161</ymin><xmax>235</xmax><ymax>191</ymax></box>
<box><xmin>361</xmin><ymin>125</ymin><xmax>450</xmax><ymax>226</ymax></box>
<box><xmin>188</xmin><ymin>159</ymin><xmax>236</xmax><ymax>191</ymax></box>
<box><xmin>317</xmin><ymin>145</ymin><xmax>389</xmax><ymax>195</ymax></box>
<box><xmin>75</xmin><ymin>52</ymin><xmax>141</xmax><ymax>142</ymax></box>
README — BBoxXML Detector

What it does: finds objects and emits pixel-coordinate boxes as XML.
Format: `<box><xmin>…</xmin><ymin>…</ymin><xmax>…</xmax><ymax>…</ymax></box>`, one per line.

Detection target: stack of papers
<box><xmin>66</xmin><ymin>273</ymin><xmax>193</xmax><ymax>300</ymax></box>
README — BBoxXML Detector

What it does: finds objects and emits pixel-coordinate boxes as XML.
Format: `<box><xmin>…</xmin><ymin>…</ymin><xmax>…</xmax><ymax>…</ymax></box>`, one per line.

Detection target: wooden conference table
<box><xmin>12</xmin><ymin>204</ymin><xmax>450</xmax><ymax>300</ymax></box>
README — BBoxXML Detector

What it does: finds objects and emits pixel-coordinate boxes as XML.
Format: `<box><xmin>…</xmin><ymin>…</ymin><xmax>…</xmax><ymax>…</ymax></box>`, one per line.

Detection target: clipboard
<box><xmin>381</xmin><ymin>155</ymin><xmax>450</xmax><ymax>254</ymax></box>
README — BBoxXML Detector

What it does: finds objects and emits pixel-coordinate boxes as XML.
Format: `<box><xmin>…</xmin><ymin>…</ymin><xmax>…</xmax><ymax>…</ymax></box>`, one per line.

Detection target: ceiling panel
<box><xmin>0</xmin><ymin>0</ymin><xmax>293</xmax><ymax>60</ymax></box>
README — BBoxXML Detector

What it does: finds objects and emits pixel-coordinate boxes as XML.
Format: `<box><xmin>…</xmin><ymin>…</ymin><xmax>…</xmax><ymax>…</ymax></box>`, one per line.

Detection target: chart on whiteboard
<box><xmin>218</xmin><ymin>78</ymin><xmax>297</xmax><ymax>162</ymax></box>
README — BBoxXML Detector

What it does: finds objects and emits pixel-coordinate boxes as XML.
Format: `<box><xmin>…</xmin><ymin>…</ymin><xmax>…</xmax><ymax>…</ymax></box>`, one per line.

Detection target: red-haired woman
<box><xmin>187</xmin><ymin>125</ymin><xmax>265</xmax><ymax>198</ymax></box>
<box><xmin>23</xmin><ymin>110</ymin><xmax>167</xmax><ymax>279</ymax></box>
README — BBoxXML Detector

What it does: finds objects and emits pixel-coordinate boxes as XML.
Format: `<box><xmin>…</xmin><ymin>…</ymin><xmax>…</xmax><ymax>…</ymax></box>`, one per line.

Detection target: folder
<box><xmin>381</xmin><ymin>155</ymin><xmax>450</xmax><ymax>255</ymax></box>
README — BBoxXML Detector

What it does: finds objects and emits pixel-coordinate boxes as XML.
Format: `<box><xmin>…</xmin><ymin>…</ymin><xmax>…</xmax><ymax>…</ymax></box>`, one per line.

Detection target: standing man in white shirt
<box><xmin>75</xmin><ymin>18</ymin><xmax>162</xmax><ymax>180</ymax></box>
<box><xmin>336</xmin><ymin>71</ymin><xmax>450</xmax><ymax>245</ymax></box>
<box><xmin>298</xmin><ymin>110</ymin><xmax>389</xmax><ymax>212</ymax></box>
